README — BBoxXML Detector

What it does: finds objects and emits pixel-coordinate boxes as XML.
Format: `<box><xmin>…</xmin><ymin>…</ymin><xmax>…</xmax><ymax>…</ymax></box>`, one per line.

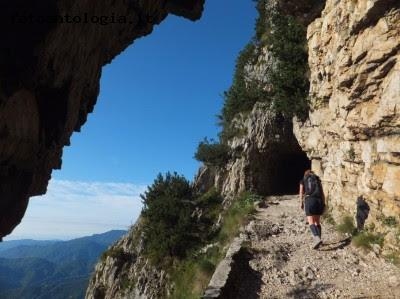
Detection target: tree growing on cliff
<box><xmin>218</xmin><ymin>0</ymin><xmax>310</xmax><ymax>144</ymax></box>
<box><xmin>141</xmin><ymin>172</ymin><xmax>196</xmax><ymax>261</ymax></box>
<box><xmin>268</xmin><ymin>11</ymin><xmax>309</xmax><ymax>119</ymax></box>
<box><xmin>194</xmin><ymin>138</ymin><xmax>230</xmax><ymax>167</ymax></box>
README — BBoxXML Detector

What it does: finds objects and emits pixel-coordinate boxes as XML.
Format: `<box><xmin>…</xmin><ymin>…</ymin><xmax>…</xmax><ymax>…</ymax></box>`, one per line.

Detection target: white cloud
<box><xmin>6</xmin><ymin>179</ymin><xmax>147</xmax><ymax>240</ymax></box>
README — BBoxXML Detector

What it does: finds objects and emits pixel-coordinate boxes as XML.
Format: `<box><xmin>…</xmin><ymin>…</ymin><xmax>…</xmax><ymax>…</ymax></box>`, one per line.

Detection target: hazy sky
<box><xmin>6</xmin><ymin>1</ymin><xmax>257</xmax><ymax>240</ymax></box>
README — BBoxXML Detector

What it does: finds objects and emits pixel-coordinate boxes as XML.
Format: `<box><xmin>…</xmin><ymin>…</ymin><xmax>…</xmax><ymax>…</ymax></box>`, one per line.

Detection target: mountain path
<box><xmin>243</xmin><ymin>195</ymin><xmax>400</xmax><ymax>299</ymax></box>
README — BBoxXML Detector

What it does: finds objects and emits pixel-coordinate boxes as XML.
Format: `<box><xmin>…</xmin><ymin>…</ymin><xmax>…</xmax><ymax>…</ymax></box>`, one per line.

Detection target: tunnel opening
<box><xmin>267</xmin><ymin>147</ymin><xmax>311</xmax><ymax>195</ymax></box>
<box><xmin>249</xmin><ymin>133</ymin><xmax>311</xmax><ymax>196</ymax></box>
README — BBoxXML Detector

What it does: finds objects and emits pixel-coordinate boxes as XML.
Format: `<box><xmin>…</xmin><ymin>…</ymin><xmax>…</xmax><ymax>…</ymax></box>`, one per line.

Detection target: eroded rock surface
<box><xmin>195</xmin><ymin>103</ymin><xmax>310</xmax><ymax>202</ymax></box>
<box><xmin>0</xmin><ymin>0</ymin><xmax>204</xmax><ymax>238</ymax></box>
<box><xmin>294</xmin><ymin>0</ymin><xmax>400</xmax><ymax>237</ymax></box>
<box><xmin>85</xmin><ymin>219</ymin><xmax>169</xmax><ymax>299</ymax></box>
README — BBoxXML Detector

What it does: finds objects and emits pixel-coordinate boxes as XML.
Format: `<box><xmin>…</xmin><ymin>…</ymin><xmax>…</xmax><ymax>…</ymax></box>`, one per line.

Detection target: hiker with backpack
<box><xmin>299</xmin><ymin>170</ymin><xmax>325</xmax><ymax>249</ymax></box>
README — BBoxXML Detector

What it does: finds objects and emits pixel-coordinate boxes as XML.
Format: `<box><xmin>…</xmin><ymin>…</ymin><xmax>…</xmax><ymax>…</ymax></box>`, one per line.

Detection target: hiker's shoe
<box><xmin>312</xmin><ymin>237</ymin><xmax>322</xmax><ymax>249</ymax></box>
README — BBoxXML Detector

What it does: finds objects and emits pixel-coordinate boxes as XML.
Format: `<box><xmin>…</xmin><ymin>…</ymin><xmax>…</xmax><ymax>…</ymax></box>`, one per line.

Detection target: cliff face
<box><xmin>294</xmin><ymin>0</ymin><xmax>400</xmax><ymax>234</ymax></box>
<box><xmin>0</xmin><ymin>0</ymin><xmax>204</xmax><ymax>238</ymax></box>
<box><xmin>195</xmin><ymin>103</ymin><xmax>310</xmax><ymax>201</ymax></box>
<box><xmin>85</xmin><ymin>220</ymin><xmax>170</xmax><ymax>299</ymax></box>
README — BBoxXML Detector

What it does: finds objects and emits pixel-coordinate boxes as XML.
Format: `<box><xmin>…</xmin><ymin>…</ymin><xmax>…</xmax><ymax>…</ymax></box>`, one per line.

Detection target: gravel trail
<box><xmin>244</xmin><ymin>195</ymin><xmax>400</xmax><ymax>299</ymax></box>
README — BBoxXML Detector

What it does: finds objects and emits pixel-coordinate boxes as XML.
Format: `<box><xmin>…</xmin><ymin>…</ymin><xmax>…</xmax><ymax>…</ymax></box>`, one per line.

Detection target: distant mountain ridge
<box><xmin>0</xmin><ymin>230</ymin><xmax>126</xmax><ymax>299</ymax></box>
<box><xmin>0</xmin><ymin>239</ymin><xmax>59</xmax><ymax>253</ymax></box>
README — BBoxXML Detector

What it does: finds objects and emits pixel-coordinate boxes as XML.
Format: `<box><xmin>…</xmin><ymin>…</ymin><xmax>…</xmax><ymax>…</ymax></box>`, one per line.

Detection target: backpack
<box><xmin>304</xmin><ymin>174</ymin><xmax>322</xmax><ymax>198</ymax></box>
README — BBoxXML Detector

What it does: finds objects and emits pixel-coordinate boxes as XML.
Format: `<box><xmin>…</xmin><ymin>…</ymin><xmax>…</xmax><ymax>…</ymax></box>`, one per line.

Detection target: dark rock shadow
<box><xmin>318</xmin><ymin>237</ymin><xmax>351</xmax><ymax>252</ymax></box>
<box><xmin>356</xmin><ymin>196</ymin><xmax>370</xmax><ymax>231</ymax></box>
<box><xmin>218</xmin><ymin>248</ymin><xmax>262</xmax><ymax>299</ymax></box>
<box><xmin>287</xmin><ymin>283</ymin><xmax>334</xmax><ymax>298</ymax></box>
<box><xmin>258</xmin><ymin>201</ymin><xmax>269</xmax><ymax>209</ymax></box>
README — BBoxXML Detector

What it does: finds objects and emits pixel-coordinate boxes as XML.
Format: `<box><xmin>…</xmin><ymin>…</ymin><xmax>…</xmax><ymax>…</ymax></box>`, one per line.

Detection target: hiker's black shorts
<box><xmin>304</xmin><ymin>196</ymin><xmax>324</xmax><ymax>216</ymax></box>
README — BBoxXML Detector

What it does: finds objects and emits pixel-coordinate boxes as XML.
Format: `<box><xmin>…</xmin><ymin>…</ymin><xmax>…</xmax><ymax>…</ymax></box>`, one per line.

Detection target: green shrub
<box><xmin>168</xmin><ymin>192</ymin><xmax>257</xmax><ymax>298</ymax></box>
<box><xmin>121</xmin><ymin>276</ymin><xmax>132</xmax><ymax>290</ymax></box>
<box><xmin>101</xmin><ymin>247</ymin><xmax>130</xmax><ymax>262</ymax></box>
<box><xmin>254</xmin><ymin>0</ymin><xmax>268</xmax><ymax>44</ymax></box>
<box><xmin>194</xmin><ymin>138</ymin><xmax>230</xmax><ymax>167</ymax></box>
<box><xmin>396</xmin><ymin>228</ymin><xmax>400</xmax><ymax>245</ymax></box>
<box><xmin>385</xmin><ymin>251</ymin><xmax>400</xmax><ymax>266</ymax></box>
<box><xmin>219</xmin><ymin>124</ymin><xmax>248</xmax><ymax>144</ymax></box>
<box><xmin>170</xmin><ymin>259</ymin><xmax>213</xmax><ymax>299</ymax></box>
<box><xmin>217</xmin><ymin>192</ymin><xmax>257</xmax><ymax>244</ymax></box>
<box><xmin>352</xmin><ymin>231</ymin><xmax>384</xmax><ymax>249</ymax></box>
<box><xmin>141</xmin><ymin>172</ymin><xmax>197</xmax><ymax>262</ymax></box>
<box><xmin>381</xmin><ymin>216</ymin><xmax>398</xmax><ymax>227</ymax></box>
<box><xmin>198</xmin><ymin>259</ymin><xmax>216</xmax><ymax>275</ymax></box>
<box><xmin>219</xmin><ymin>0</ymin><xmax>310</xmax><ymax>142</ymax></box>
<box><xmin>219</xmin><ymin>43</ymin><xmax>268</xmax><ymax>131</ymax></box>
<box><xmin>268</xmin><ymin>11</ymin><xmax>309</xmax><ymax>120</ymax></box>
<box><xmin>195</xmin><ymin>188</ymin><xmax>224</xmax><ymax>241</ymax></box>
<box><xmin>336</xmin><ymin>215</ymin><xmax>357</xmax><ymax>235</ymax></box>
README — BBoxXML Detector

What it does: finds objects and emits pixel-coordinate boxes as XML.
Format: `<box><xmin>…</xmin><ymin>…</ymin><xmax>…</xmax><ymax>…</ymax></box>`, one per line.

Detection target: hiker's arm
<box><xmin>299</xmin><ymin>183</ymin><xmax>304</xmax><ymax>209</ymax></box>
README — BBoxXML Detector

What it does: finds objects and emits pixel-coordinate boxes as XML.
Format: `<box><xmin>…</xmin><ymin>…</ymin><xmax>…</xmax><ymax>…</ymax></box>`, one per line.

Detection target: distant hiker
<box><xmin>299</xmin><ymin>170</ymin><xmax>325</xmax><ymax>249</ymax></box>
<box><xmin>356</xmin><ymin>195</ymin><xmax>370</xmax><ymax>231</ymax></box>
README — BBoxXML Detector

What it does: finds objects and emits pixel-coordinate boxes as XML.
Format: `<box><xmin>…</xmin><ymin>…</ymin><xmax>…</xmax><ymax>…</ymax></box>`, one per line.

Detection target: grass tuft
<box><xmin>169</xmin><ymin>192</ymin><xmax>257</xmax><ymax>298</ymax></box>
<box><xmin>381</xmin><ymin>216</ymin><xmax>398</xmax><ymax>227</ymax></box>
<box><xmin>384</xmin><ymin>251</ymin><xmax>400</xmax><ymax>266</ymax></box>
<box><xmin>352</xmin><ymin>231</ymin><xmax>384</xmax><ymax>250</ymax></box>
<box><xmin>336</xmin><ymin>215</ymin><xmax>357</xmax><ymax>235</ymax></box>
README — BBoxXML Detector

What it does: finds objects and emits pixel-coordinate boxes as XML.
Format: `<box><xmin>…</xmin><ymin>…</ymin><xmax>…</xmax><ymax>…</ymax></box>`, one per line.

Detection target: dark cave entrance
<box><xmin>267</xmin><ymin>148</ymin><xmax>311</xmax><ymax>195</ymax></box>
<box><xmin>250</xmin><ymin>136</ymin><xmax>311</xmax><ymax>196</ymax></box>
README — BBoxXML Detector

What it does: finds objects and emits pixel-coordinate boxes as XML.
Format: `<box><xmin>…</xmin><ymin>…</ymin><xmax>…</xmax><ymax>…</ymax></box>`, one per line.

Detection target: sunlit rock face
<box><xmin>194</xmin><ymin>103</ymin><xmax>311</xmax><ymax>203</ymax></box>
<box><xmin>85</xmin><ymin>220</ymin><xmax>170</xmax><ymax>299</ymax></box>
<box><xmin>0</xmin><ymin>0</ymin><xmax>204</xmax><ymax>238</ymax></box>
<box><xmin>294</xmin><ymin>0</ymin><xmax>400</xmax><ymax>241</ymax></box>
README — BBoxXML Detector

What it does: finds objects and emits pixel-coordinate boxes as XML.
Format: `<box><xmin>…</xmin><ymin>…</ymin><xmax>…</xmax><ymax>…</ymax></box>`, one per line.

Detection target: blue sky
<box><xmin>6</xmin><ymin>1</ymin><xmax>257</xmax><ymax>240</ymax></box>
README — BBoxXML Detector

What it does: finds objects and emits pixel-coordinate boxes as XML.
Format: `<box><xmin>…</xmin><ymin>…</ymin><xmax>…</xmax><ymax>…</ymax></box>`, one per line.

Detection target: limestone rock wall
<box><xmin>294</xmin><ymin>0</ymin><xmax>400</xmax><ymax>236</ymax></box>
<box><xmin>0</xmin><ymin>0</ymin><xmax>204</xmax><ymax>238</ymax></box>
<box><xmin>195</xmin><ymin>103</ymin><xmax>310</xmax><ymax>202</ymax></box>
<box><xmin>85</xmin><ymin>219</ymin><xmax>169</xmax><ymax>299</ymax></box>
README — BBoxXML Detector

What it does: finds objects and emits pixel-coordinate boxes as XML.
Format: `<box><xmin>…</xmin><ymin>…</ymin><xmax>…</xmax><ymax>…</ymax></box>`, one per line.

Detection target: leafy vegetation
<box><xmin>141</xmin><ymin>172</ymin><xmax>196</xmax><ymax>263</ymax></box>
<box><xmin>196</xmin><ymin>0</ymin><xmax>309</xmax><ymax>166</ymax></box>
<box><xmin>336</xmin><ymin>215</ymin><xmax>357</xmax><ymax>235</ymax></box>
<box><xmin>214</xmin><ymin>0</ymin><xmax>309</xmax><ymax>146</ymax></box>
<box><xmin>101</xmin><ymin>247</ymin><xmax>131</xmax><ymax>262</ymax></box>
<box><xmin>268</xmin><ymin>11</ymin><xmax>309</xmax><ymax>120</ymax></box>
<box><xmin>140</xmin><ymin>172</ymin><xmax>258</xmax><ymax>298</ymax></box>
<box><xmin>169</xmin><ymin>192</ymin><xmax>257</xmax><ymax>299</ymax></box>
<box><xmin>219</xmin><ymin>42</ymin><xmax>267</xmax><ymax>126</ymax></box>
<box><xmin>254</xmin><ymin>0</ymin><xmax>269</xmax><ymax>44</ymax></box>
<box><xmin>217</xmin><ymin>192</ymin><xmax>257</xmax><ymax>244</ymax></box>
<box><xmin>380</xmin><ymin>215</ymin><xmax>398</xmax><ymax>227</ymax></box>
<box><xmin>194</xmin><ymin>138</ymin><xmax>230</xmax><ymax>167</ymax></box>
<box><xmin>385</xmin><ymin>250</ymin><xmax>400</xmax><ymax>266</ymax></box>
<box><xmin>352</xmin><ymin>231</ymin><xmax>384</xmax><ymax>250</ymax></box>
<box><xmin>141</xmin><ymin>170</ymin><xmax>259</xmax><ymax>269</ymax></box>
<box><xmin>334</xmin><ymin>214</ymin><xmax>392</xmax><ymax>252</ymax></box>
